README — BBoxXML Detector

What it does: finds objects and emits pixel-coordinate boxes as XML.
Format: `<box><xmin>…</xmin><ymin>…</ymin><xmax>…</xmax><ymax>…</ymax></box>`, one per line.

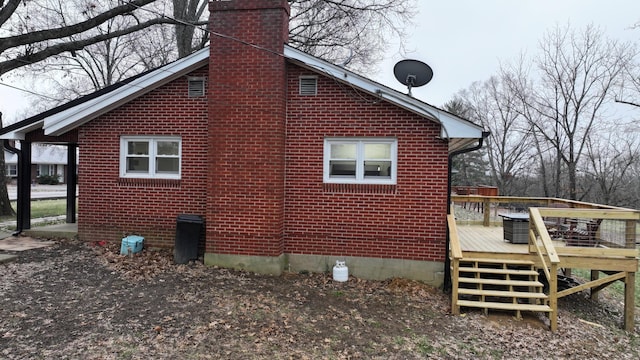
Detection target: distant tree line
<box><xmin>449</xmin><ymin>24</ymin><xmax>640</xmax><ymax>210</ymax></box>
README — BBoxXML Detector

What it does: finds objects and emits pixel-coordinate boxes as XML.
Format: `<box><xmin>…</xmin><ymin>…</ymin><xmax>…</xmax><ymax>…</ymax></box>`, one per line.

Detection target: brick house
<box><xmin>1</xmin><ymin>0</ymin><xmax>484</xmax><ymax>285</ymax></box>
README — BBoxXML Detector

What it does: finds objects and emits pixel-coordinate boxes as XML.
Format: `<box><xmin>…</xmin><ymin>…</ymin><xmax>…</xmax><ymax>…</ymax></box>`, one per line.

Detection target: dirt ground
<box><xmin>1</xmin><ymin>238</ymin><xmax>639</xmax><ymax>359</ymax></box>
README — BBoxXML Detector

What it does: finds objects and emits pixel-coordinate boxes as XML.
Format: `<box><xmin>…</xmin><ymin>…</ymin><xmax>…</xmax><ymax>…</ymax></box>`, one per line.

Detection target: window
<box><xmin>324</xmin><ymin>138</ymin><xmax>397</xmax><ymax>184</ymax></box>
<box><xmin>6</xmin><ymin>164</ymin><xmax>17</xmax><ymax>177</ymax></box>
<box><xmin>120</xmin><ymin>136</ymin><xmax>181</xmax><ymax>179</ymax></box>
<box><xmin>37</xmin><ymin>164</ymin><xmax>55</xmax><ymax>176</ymax></box>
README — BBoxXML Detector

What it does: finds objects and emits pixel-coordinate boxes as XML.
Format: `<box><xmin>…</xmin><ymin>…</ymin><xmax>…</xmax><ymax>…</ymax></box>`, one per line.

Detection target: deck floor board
<box><xmin>457</xmin><ymin>225</ymin><xmax>567</xmax><ymax>253</ymax></box>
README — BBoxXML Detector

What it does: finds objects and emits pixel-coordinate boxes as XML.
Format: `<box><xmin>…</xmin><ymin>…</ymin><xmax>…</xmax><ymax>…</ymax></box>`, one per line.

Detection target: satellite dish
<box><xmin>393</xmin><ymin>59</ymin><xmax>433</xmax><ymax>96</ymax></box>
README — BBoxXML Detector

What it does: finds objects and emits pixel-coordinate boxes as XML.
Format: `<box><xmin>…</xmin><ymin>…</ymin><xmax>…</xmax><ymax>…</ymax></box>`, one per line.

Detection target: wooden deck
<box><xmin>449</xmin><ymin>202</ymin><xmax>640</xmax><ymax>332</ymax></box>
<box><xmin>457</xmin><ymin>225</ymin><xmax>566</xmax><ymax>253</ymax></box>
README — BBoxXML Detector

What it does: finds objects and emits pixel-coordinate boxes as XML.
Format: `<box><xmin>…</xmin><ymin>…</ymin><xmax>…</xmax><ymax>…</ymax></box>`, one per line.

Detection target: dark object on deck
<box><xmin>543</xmin><ymin>203</ymin><xmax>571</xmax><ymax>239</ymax></box>
<box><xmin>174</xmin><ymin>214</ymin><xmax>203</xmax><ymax>264</ymax></box>
<box><xmin>566</xmin><ymin>219</ymin><xmax>603</xmax><ymax>247</ymax></box>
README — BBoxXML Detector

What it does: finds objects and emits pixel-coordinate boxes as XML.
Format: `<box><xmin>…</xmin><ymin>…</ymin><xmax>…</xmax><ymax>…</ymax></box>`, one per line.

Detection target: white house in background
<box><xmin>5</xmin><ymin>144</ymin><xmax>78</xmax><ymax>184</ymax></box>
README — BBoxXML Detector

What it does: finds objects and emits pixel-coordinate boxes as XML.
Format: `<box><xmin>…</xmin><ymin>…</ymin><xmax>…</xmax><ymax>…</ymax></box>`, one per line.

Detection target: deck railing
<box><xmin>451</xmin><ymin>195</ymin><xmax>639</xmax><ymax>245</ymax></box>
<box><xmin>528</xmin><ymin>208</ymin><xmax>560</xmax><ymax>331</ymax></box>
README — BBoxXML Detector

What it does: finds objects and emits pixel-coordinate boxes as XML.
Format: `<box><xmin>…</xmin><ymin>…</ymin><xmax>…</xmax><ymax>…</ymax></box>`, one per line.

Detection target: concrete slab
<box><xmin>23</xmin><ymin>222</ymin><xmax>78</xmax><ymax>240</ymax></box>
<box><xmin>0</xmin><ymin>236</ymin><xmax>56</xmax><ymax>251</ymax></box>
<box><xmin>0</xmin><ymin>253</ymin><xmax>17</xmax><ymax>264</ymax></box>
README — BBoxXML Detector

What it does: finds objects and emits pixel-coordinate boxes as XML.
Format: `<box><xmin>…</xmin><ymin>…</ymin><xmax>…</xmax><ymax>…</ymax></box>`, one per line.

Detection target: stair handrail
<box><xmin>528</xmin><ymin>208</ymin><xmax>560</xmax><ymax>279</ymax></box>
<box><xmin>448</xmin><ymin>214</ymin><xmax>463</xmax><ymax>260</ymax></box>
<box><xmin>529</xmin><ymin>207</ymin><xmax>560</xmax><ymax>332</ymax></box>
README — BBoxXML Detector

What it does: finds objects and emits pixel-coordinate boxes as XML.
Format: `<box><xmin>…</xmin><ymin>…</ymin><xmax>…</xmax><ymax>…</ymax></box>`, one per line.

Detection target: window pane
<box><xmin>39</xmin><ymin>165</ymin><xmax>50</xmax><ymax>175</ymax></box>
<box><xmin>330</xmin><ymin>144</ymin><xmax>356</xmax><ymax>159</ymax></box>
<box><xmin>330</xmin><ymin>160</ymin><xmax>356</xmax><ymax>176</ymax></box>
<box><xmin>156</xmin><ymin>158</ymin><xmax>179</xmax><ymax>173</ymax></box>
<box><xmin>157</xmin><ymin>141</ymin><xmax>179</xmax><ymax>156</ymax></box>
<box><xmin>364</xmin><ymin>161</ymin><xmax>392</xmax><ymax>177</ymax></box>
<box><xmin>364</xmin><ymin>143</ymin><xmax>391</xmax><ymax>159</ymax></box>
<box><xmin>127</xmin><ymin>157</ymin><xmax>149</xmax><ymax>172</ymax></box>
<box><xmin>128</xmin><ymin>141</ymin><xmax>149</xmax><ymax>155</ymax></box>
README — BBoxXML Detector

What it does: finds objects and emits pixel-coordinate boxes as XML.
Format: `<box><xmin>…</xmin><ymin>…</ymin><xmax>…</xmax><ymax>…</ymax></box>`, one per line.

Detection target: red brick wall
<box><xmin>77</xmin><ymin>67</ymin><xmax>209</xmax><ymax>247</ymax></box>
<box><xmin>206</xmin><ymin>0</ymin><xmax>289</xmax><ymax>256</ymax></box>
<box><xmin>284</xmin><ymin>65</ymin><xmax>450</xmax><ymax>262</ymax></box>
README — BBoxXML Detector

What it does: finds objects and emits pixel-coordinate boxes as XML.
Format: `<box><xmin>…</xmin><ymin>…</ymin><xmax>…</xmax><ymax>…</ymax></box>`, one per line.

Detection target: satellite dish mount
<box><xmin>393</xmin><ymin>59</ymin><xmax>433</xmax><ymax>96</ymax></box>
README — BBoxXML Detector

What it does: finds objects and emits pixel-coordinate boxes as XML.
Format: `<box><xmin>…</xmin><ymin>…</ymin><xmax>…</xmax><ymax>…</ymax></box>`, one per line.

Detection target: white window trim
<box><xmin>120</xmin><ymin>136</ymin><xmax>182</xmax><ymax>179</ymax></box>
<box><xmin>323</xmin><ymin>138</ymin><xmax>397</xmax><ymax>184</ymax></box>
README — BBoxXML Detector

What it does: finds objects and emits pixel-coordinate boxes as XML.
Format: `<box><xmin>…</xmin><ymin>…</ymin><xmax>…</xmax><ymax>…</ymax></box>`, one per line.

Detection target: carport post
<box><xmin>66</xmin><ymin>143</ymin><xmax>77</xmax><ymax>223</ymax></box>
<box><xmin>17</xmin><ymin>140</ymin><xmax>31</xmax><ymax>230</ymax></box>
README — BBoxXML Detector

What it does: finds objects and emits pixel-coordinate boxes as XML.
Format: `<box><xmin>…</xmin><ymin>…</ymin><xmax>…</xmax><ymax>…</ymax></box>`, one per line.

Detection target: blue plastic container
<box><xmin>120</xmin><ymin>235</ymin><xmax>144</xmax><ymax>255</ymax></box>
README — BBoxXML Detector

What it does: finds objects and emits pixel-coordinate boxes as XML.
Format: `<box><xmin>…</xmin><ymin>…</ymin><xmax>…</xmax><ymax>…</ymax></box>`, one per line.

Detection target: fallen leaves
<box><xmin>0</xmin><ymin>239</ymin><xmax>639</xmax><ymax>359</ymax></box>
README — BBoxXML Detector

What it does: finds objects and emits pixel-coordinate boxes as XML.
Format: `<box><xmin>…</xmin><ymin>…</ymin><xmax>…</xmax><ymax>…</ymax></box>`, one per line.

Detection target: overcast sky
<box><xmin>375</xmin><ymin>0</ymin><xmax>640</xmax><ymax>107</ymax></box>
<box><xmin>1</xmin><ymin>0</ymin><xmax>640</xmax><ymax>124</ymax></box>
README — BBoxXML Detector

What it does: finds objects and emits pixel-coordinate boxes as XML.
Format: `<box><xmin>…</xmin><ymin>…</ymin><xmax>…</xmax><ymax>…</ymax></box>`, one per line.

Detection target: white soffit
<box><xmin>0</xmin><ymin>120</ymin><xmax>44</xmax><ymax>140</ymax></box>
<box><xmin>42</xmin><ymin>47</ymin><xmax>210</xmax><ymax>136</ymax></box>
<box><xmin>283</xmin><ymin>45</ymin><xmax>483</xmax><ymax>140</ymax></box>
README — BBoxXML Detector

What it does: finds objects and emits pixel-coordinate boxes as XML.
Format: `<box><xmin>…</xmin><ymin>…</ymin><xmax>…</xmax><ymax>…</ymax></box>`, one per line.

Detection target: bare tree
<box><xmin>0</xmin><ymin>113</ymin><xmax>15</xmax><ymax>216</ymax></box>
<box><xmin>0</xmin><ymin>0</ymin><xmax>187</xmax><ymax>76</ymax></box>
<box><xmin>508</xmin><ymin>24</ymin><xmax>636</xmax><ymax>200</ymax></box>
<box><xmin>455</xmin><ymin>74</ymin><xmax>533</xmax><ymax>195</ymax></box>
<box><xmin>8</xmin><ymin>0</ymin><xmax>416</xmax><ymax>110</ymax></box>
<box><xmin>173</xmin><ymin>0</ymin><xmax>208</xmax><ymax>57</ymax></box>
<box><xmin>23</xmin><ymin>2</ymin><xmax>180</xmax><ymax>104</ymax></box>
<box><xmin>288</xmin><ymin>0</ymin><xmax>415</xmax><ymax>72</ymax></box>
<box><xmin>582</xmin><ymin>132</ymin><xmax>639</xmax><ymax>206</ymax></box>
<box><xmin>615</xmin><ymin>58</ymin><xmax>640</xmax><ymax>110</ymax></box>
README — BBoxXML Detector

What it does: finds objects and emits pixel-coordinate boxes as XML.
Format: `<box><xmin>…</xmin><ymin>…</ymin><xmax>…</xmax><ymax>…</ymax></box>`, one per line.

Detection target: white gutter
<box><xmin>283</xmin><ymin>45</ymin><xmax>484</xmax><ymax>141</ymax></box>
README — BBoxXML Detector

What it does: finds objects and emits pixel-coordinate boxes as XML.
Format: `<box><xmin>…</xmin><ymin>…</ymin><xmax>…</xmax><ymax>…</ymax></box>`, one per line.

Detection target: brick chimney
<box><xmin>206</xmin><ymin>0</ymin><xmax>290</xmax><ymax>273</ymax></box>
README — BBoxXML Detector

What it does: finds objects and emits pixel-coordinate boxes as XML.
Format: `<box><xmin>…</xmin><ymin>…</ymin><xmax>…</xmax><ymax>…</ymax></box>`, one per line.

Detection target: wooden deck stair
<box><xmin>455</xmin><ymin>257</ymin><xmax>552</xmax><ymax>318</ymax></box>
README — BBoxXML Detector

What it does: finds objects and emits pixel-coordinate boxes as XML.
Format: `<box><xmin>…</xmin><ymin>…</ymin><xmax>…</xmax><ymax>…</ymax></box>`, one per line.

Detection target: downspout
<box><xmin>3</xmin><ymin>139</ymin><xmax>22</xmax><ymax>235</ymax></box>
<box><xmin>443</xmin><ymin>131</ymin><xmax>490</xmax><ymax>292</ymax></box>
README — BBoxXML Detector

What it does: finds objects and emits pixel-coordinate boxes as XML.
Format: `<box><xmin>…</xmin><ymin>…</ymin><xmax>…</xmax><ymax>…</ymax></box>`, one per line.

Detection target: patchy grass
<box><xmin>0</xmin><ymin>199</ymin><xmax>74</xmax><ymax>222</ymax></box>
<box><xmin>572</xmin><ymin>264</ymin><xmax>640</xmax><ymax>305</ymax></box>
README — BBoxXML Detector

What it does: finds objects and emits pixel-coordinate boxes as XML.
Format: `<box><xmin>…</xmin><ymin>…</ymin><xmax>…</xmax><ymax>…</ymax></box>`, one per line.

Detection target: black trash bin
<box><xmin>174</xmin><ymin>214</ymin><xmax>203</xmax><ymax>264</ymax></box>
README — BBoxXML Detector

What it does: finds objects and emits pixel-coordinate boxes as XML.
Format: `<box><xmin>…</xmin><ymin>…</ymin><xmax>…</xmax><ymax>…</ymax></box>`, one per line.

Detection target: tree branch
<box><xmin>614</xmin><ymin>98</ymin><xmax>640</xmax><ymax>109</ymax></box>
<box><xmin>0</xmin><ymin>0</ymin><xmax>157</xmax><ymax>53</ymax></box>
<box><xmin>0</xmin><ymin>17</ymin><xmax>176</xmax><ymax>75</ymax></box>
<box><xmin>0</xmin><ymin>0</ymin><xmax>21</xmax><ymax>28</ymax></box>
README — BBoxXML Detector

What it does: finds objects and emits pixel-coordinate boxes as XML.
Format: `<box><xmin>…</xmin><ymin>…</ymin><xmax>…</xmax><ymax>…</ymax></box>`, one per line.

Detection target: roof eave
<box><xmin>283</xmin><ymin>45</ymin><xmax>485</xmax><ymax>147</ymax></box>
<box><xmin>0</xmin><ymin>121</ymin><xmax>44</xmax><ymax>140</ymax></box>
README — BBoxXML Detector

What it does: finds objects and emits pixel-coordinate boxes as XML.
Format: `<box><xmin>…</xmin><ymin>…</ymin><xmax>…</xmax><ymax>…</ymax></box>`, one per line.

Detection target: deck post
<box><xmin>625</xmin><ymin>220</ymin><xmax>636</xmax><ymax>248</ymax></box>
<box><xmin>483</xmin><ymin>197</ymin><xmax>490</xmax><ymax>226</ymax></box>
<box><xmin>549</xmin><ymin>263</ymin><xmax>558</xmax><ymax>332</ymax></box>
<box><xmin>451</xmin><ymin>258</ymin><xmax>460</xmax><ymax>315</ymax></box>
<box><xmin>590</xmin><ymin>270</ymin><xmax>600</xmax><ymax>300</ymax></box>
<box><xmin>624</xmin><ymin>271</ymin><xmax>635</xmax><ymax>331</ymax></box>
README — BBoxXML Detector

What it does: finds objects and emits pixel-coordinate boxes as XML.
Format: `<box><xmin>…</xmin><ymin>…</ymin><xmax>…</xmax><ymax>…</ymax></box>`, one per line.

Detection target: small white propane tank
<box><xmin>332</xmin><ymin>260</ymin><xmax>349</xmax><ymax>282</ymax></box>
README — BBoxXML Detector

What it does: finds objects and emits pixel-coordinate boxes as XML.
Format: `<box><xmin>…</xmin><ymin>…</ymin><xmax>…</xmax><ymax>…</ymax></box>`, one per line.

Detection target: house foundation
<box><xmin>204</xmin><ymin>252</ymin><xmax>445</xmax><ymax>286</ymax></box>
